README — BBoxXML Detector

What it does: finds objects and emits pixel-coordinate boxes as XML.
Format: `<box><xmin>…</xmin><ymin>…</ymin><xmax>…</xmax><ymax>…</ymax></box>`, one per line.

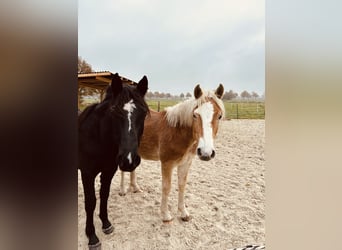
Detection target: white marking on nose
<box><xmin>127</xmin><ymin>152</ymin><xmax>132</xmax><ymax>164</ymax></box>
<box><xmin>195</xmin><ymin>102</ymin><xmax>214</xmax><ymax>155</ymax></box>
<box><xmin>123</xmin><ymin>99</ymin><xmax>136</xmax><ymax>132</ymax></box>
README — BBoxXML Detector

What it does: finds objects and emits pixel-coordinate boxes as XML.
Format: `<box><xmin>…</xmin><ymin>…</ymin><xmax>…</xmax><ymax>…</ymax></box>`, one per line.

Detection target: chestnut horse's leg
<box><xmin>119</xmin><ymin>171</ymin><xmax>142</xmax><ymax>196</ymax></box>
<box><xmin>177</xmin><ymin>161</ymin><xmax>192</xmax><ymax>221</ymax></box>
<box><xmin>119</xmin><ymin>171</ymin><xmax>126</xmax><ymax>196</ymax></box>
<box><xmin>130</xmin><ymin>170</ymin><xmax>142</xmax><ymax>193</ymax></box>
<box><xmin>99</xmin><ymin>170</ymin><xmax>115</xmax><ymax>234</ymax></box>
<box><xmin>161</xmin><ymin>163</ymin><xmax>174</xmax><ymax>222</ymax></box>
<box><xmin>81</xmin><ymin>171</ymin><xmax>100</xmax><ymax>247</ymax></box>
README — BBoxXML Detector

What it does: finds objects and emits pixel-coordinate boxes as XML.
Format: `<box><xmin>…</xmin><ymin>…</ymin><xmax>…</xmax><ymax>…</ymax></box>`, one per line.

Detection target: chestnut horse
<box><xmin>120</xmin><ymin>84</ymin><xmax>225</xmax><ymax>222</ymax></box>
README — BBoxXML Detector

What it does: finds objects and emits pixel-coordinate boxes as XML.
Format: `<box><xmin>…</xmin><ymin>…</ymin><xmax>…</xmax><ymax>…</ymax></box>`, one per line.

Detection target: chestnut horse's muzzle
<box><xmin>197</xmin><ymin>148</ymin><xmax>215</xmax><ymax>161</ymax></box>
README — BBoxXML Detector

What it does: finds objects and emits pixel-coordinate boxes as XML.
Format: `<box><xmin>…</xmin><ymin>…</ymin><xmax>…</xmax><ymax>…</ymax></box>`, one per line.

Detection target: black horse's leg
<box><xmin>99</xmin><ymin>170</ymin><xmax>115</xmax><ymax>234</ymax></box>
<box><xmin>81</xmin><ymin>171</ymin><xmax>100</xmax><ymax>248</ymax></box>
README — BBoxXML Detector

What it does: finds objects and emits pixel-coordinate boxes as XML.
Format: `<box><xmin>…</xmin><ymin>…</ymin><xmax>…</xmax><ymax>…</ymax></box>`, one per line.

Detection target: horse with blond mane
<box><xmin>120</xmin><ymin>84</ymin><xmax>225</xmax><ymax>222</ymax></box>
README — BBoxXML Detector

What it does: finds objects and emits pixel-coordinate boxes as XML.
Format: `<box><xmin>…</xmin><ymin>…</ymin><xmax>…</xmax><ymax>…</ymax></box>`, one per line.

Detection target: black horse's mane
<box><xmin>94</xmin><ymin>84</ymin><xmax>149</xmax><ymax>117</ymax></box>
<box><xmin>78</xmin><ymin>103</ymin><xmax>97</xmax><ymax>126</ymax></box>
<box><xmin>78</xmin><ymin>83</ymin><xmax>149</xmax><ymax>125</ymax></box>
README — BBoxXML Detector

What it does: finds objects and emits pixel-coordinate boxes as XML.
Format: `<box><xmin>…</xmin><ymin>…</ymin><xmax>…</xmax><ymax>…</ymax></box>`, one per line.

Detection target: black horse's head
<box><xmin>107</xmin><ymin>73</ymin><xmax>148</xmax><ymax>172</ymax></box>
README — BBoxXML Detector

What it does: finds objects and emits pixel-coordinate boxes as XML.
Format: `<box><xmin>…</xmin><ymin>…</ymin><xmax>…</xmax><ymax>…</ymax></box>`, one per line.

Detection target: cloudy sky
<box><xmin>78</xmin><ymin>0</ymin><xmax>264</xmax><ymax>96</ymax></box>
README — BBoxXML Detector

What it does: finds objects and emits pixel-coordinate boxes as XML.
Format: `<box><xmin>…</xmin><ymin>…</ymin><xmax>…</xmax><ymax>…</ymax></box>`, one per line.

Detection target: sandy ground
<box><xmin>78</xmin><ymin>119</ymin><xmax>265</xmax><ymax>250</ymax></box>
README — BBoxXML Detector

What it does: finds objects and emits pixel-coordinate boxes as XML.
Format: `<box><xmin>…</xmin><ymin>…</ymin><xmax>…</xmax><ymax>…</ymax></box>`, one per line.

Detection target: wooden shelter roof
<box><xmin>78</xmin><ymin>71</ymin><xmax>136</xmax><ymax>90</ymax></box>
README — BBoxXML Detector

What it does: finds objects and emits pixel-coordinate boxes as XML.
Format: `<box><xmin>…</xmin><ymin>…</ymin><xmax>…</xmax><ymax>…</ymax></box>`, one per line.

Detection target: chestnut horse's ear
<box><xmin>215</xmin><ymin>84</ymin><xmax>224</xmax><ymax>99</ymax></box>
<box><xmin>111</xmin><ymin>73</ymin><xmax>123</xmax><ymax>96</ymax></box>
<box><xmin>137</xmin><ymin>75</ymin><xmax>148</xmax><ymax>96</ymax></box>
<box><xmin>194</xmin><ymin>84</ymin><xmax>203</xmax><ymax>99</ymax></box>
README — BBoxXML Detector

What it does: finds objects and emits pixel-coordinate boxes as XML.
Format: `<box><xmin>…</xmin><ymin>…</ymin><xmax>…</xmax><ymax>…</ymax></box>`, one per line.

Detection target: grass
<box><xmin>146</xmin><ymin>99</ymin><xmax>180</xmax><ymax>112</ymax></box>
<box><xmin>79</xmin><ymin>99</ymin><xmax>265</xmax><ymax>119</ymax></box>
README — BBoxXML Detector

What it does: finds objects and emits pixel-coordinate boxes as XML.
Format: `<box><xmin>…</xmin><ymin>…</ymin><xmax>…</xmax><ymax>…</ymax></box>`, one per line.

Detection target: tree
<box><xmin>146</xmin><ymin>91</ymin><xmax>154</xmax><ymax>99</ymax></box>
<box><xmin>180</xmin><ymin>93</ymin><xmax>185</xmax><ymax>98</ymax></box>
<box><xmin>78</xmin><ymin>56</ymin><xmax>100</xmax><ymax>105</ymax></box>
<box><xmin>186</xmin><ymin>92</ymin><xmax>192</xmax><ymax>98</ymax></box>
<box><xmin>222</xmin><ymin>90</ymin><xmax>238</xmax><ymax>100</ymax></box>
<box><xmin>240</xmin><ymin>90</ymin><xmax>251</xmax><ymax>99</ymax></box>
<box><xmin>78</xmin><ymin>56</ymin><xmax>93</xmax><ymax>73</ymax></box>
<box><xmin>251</xmin><ymin>91</ymin><xmax>259</xmax><ymax>99</ymax></box>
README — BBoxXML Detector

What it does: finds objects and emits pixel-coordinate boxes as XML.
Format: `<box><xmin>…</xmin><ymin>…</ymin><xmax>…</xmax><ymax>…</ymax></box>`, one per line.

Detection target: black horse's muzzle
<box><xmin>117</xmin><ymin>152</ymin><xmax>141</xmax><ymax>172</ymax></box>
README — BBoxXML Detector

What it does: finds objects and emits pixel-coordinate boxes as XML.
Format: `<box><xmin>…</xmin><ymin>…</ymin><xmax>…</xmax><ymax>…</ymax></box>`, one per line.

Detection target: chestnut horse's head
<box><xmin>165</xmin><ymin>84</ymin><xmax>225</xmax><ymax>161</ymax></box>
<box><xmin>192</xmin><ymin>84</ymin><xmax>225</xmax><ymax>161</ymax></box>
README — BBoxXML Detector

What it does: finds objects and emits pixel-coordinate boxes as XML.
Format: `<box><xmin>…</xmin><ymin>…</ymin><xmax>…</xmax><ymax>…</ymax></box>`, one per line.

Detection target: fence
<box><xmin>224</xmin><ymin>102</ymin><xmax>265</xmax><ymax>119</ymax></box>
<box><xmin>147</xmin><ymin>100</ymin><xmax>265</xmax><ymax>119</ymax></box>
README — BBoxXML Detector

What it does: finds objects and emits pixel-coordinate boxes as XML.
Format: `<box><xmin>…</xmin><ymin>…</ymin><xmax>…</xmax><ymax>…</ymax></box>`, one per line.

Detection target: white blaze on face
<box><xmin>123</xmin><ymin>99</ymin><xmax>136</xmax><ymax>132</ymax></box>
<box><xmin>195</xmin><ymin>102</ymin><xmax>215</xmax><ymax>155</ymax></box>
<box><xmin>127</xmin><ymin>152</ymin><xmax>132</xmax><ymax>164</ymax></box>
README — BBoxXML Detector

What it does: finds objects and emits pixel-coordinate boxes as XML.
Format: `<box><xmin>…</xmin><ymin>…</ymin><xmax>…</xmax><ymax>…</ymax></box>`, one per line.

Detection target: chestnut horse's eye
<box><xmin>218</xmin><ymin>114</ymin><xmax>222</xmax><ymax>120</ymax></box>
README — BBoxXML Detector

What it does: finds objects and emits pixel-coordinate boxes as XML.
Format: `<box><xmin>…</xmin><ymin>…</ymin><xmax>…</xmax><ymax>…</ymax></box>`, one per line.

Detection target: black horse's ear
<box><xmin>137</xmin><ymin>75</ymin><xmax>148</xmax><ymax>96</ymax></box>
<box><xmin>111</xmin><ymin>73</ymin><xmax>123</xmax><ymax>96</ymax></box>
<box><xmin>215</xmin><ymin>84</ymin><xmax>224</xmax><ymax>99</ymax></box>
<box><xmin>194</xmin><ymin>84</ymin><xmax>202</xmax><ymax>99</ymax></box>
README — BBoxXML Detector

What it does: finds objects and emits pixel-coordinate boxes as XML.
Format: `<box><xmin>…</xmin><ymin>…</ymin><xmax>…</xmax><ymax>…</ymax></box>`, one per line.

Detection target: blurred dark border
<box><xmin>0</xmin><ymin>1</ymin><xmax>77</xmax><ymax>249</ymax></box>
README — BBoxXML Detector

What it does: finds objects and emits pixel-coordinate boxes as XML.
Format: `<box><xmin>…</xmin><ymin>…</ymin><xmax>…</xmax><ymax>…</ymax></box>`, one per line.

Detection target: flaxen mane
<box><xmin>165</xmin><ymin>90</ymin><xmax>225</xmax><ymax>127</ymax></box>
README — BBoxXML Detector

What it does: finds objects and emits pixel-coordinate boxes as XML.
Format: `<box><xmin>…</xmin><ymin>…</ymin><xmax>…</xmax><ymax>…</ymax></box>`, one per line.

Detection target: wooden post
<box><xmin>157</xmin><ymin>101</ymin><xmax>160</xmax><ymax>112</ymax></box>
<box><xmin>236</xmin><ymin>104</ymin><xmax>239</xmax><ymax>119</ymax></box>
<box><xmin>78</xmin><ymin>87</ymin><xmax>80</xmax><ymax>108</ymax></box>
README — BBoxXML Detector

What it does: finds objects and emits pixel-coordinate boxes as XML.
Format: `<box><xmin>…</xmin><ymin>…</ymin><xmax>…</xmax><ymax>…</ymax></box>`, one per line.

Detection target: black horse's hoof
<box><xmin>88</xmin><ymin>234</ymin><xmax>100</xmax><ymax>249</ymax></box>
<box><xmin>88</xmin><ymin>241</ymin><xmax>101</xmax><ymax>250</ymax></box>
<box><xmin>102</xmin><ymin>224</ymin><xmax>114</xmax><ymax>234</ymax></box>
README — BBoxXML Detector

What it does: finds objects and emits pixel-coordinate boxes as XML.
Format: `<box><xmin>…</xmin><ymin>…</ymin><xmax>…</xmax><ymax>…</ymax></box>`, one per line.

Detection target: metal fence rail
<box><xmin>224</xmin><ymin>102</ymin><xmax>265</xmax><ymax>119</ymax></box>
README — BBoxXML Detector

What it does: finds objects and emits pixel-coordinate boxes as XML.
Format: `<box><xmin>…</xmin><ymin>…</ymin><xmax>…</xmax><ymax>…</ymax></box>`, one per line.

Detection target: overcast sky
<box><xmin>78</xmin><ymin>0</ymin><xmax>264</xmax><ymax>96</ymax></box>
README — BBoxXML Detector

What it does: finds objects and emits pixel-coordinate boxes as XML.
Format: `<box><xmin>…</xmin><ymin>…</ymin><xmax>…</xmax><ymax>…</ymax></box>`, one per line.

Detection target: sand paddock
<box><xmin>78</xmin><ymin>119</ymin><xmax>265</xmax><ymax>249</ymax></box>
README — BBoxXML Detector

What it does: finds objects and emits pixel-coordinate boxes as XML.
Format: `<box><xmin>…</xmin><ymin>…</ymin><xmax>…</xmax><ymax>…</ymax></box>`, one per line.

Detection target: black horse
<box><xmin>78</xmin><ymin>73</ymin><xmax>148</xmax><ymax>249</ymax></box>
